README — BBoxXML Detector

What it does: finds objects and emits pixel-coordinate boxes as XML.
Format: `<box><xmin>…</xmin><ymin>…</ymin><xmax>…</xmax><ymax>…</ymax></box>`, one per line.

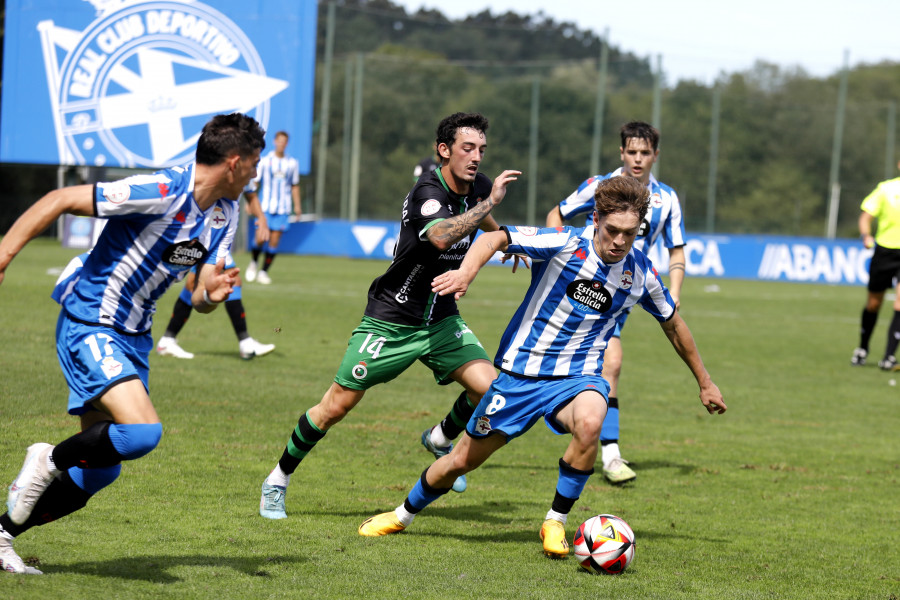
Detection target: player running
<box><xmin>546</xmin><ymin>121</ymin><xmax>686</xmax><ymax>484</ymax></box>
<box><xmin>258</xmin><ymin>112</ymin><xmax>521</xmax><ymax>520</ymax></box>
<box><xmin>359</xmin><ymin>176</ymin><xmax>726</xmax><ymax>559</ymax></box>
<box><xmin>0</xmin><ymin>113</ymin><xmax>264</xmax><ymax>575</ymax></box>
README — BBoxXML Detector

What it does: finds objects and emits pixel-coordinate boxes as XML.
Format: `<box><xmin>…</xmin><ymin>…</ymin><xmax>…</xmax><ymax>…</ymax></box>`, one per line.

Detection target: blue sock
<box><xmin>404</xmin><ymin>470</ymin><xmax>452</xmax><ymax>513</ymax></box>
<box><xmin>600</xmin><ymin>396</ymin><xmax>619</xmax><ymax>442</ymax></box>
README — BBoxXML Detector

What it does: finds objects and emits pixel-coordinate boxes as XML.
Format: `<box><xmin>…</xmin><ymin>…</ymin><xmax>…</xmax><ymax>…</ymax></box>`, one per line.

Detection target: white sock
<box><xmin>394</xmin><ymin>504</ymin><xmax>416</xmax><ymax>527</ymax></box>
<box><xmin>0</xmin><ymin>525</ymin><xmax>13</xmax><ymax>540</ymax></box>
<box><xmin>239</xmin><ymin>338</ymin><xmax>255</xmax><ymax>352</ymax></box>
<box><xmin>429</xmin><ymin>425</ymin><xmax>450</xmax><ymax>448</ymax></box>
<box><xmin>266</xmin><ymin>465</ymin><xmax>290</xmax><ymax>488</ymax></box>
<box><xmin>159</xmin><ymin>335</ymin><xmax>175</xmax><ymax>345</ymax></box>
<box><xmin>601</xmin><ymin>443</ymin><xmax>621</xmax><ymax>466</ymax></box>
<box><xmin>544</xmin><ymin>509</ymin><xmax>567</xmax><ymax>525</ymax></box>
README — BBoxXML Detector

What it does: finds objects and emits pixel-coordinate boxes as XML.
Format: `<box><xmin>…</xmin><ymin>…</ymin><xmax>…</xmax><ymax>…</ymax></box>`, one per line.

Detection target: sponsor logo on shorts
<box><xmin>475</xmin><ymin>416</ymin><xmax>491</xmax><ymax>435</ymax></box>
<box><xmin>421</xmin><ymin>199</ymin><xmax>441</xmax><ymax>216</ymax></box>
<box><xmin>619</xmin><ymin>270</ymin><xmax>633</xmax><ymax>290</ymax></box>
<box><xmin>100</xmin><ymin>356</ymin><xmax>123</xmax><ymax>379</ymax></box>
<box><xmin>352</xmin><ymin>361</ymin><xmax>368</xmax><ymax>380</ymax></box>
<box><xmin>454</xmin><ymin>326</ymin><xmax>472</xmax><ymax>339</ymax></box>
<box><xmin>566</xmin><ymin>279</ymin><xmax>612</xmax><ymax>314</ymax></box>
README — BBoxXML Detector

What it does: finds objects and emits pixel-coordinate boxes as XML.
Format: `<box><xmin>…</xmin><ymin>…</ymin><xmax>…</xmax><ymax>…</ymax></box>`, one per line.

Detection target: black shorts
<box><xmin>867</xmin><ymin>244</ymin><xmax>900</xmax><ymax>292</ymax></box>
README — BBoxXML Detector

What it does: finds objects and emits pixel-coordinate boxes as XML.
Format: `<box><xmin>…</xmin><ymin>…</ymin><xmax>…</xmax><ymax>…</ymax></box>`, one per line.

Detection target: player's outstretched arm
<box><xmin>193</xmin><ymin>259</ymin><xmax>239</xmax><ymax>313</ymax></box>
<box><xmin>659</xmin><ymin>312</ymin><xmax>727</xmax><ymax>415</ymax></box>
<box><xmin>667</xmin><ymin>245</ymin><xmax>686</xmax><ymax>311</ymax></box>
<box><xmin>432</xmin><ymin>230</ymin><xmax>510</xmax><ymax>300</ymax></box>
<box><xmin>426</xmin><ymin>170</ymin><xmax>521</xmax><ymax>251</ymax></box>
<box><xmin>546</xmin><ymin>205</ymin><xmax>564</xmax><ymax>227</ymax></box>
<box><xmin>0</xmin><ymin>185</ymin><xmax>94</xmax><ymax>286</ymax></box>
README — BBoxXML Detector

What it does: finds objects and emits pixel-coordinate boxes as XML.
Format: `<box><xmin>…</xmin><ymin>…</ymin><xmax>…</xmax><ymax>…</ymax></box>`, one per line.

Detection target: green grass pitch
<box><xmin>0</xmin><ymin>240</ymin><xmax>897</xmax><ymax>599</ymax></box>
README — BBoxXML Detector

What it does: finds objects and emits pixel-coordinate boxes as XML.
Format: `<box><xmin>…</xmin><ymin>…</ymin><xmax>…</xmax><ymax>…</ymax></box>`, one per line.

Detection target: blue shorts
<box><xmin>263</xmin><ymin>213</ymin><xmax>290</xmax><ymax>232</ymax></box>
<box><xmin>56</xmin><ymin>311</ymin><xmax>152</xmax><ymax>415</ymax></box>
<box><xmin>466</xmin><ymin>372</ymin><xmax>610</xmax><ymax>441</ymax></box>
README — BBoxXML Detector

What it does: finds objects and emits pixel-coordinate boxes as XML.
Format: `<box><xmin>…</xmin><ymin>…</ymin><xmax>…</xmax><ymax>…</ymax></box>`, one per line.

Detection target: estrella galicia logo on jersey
<box><xmin>620</xmin><ymin>270</ymin><xmax>633</xmax><ymax>290</ymax></box>
<box><xmin>638</xmin><ymin>219</ymin><xmax>650</xmax><ymax>237</ymax></box>
<box><xmin>566</xmin><ymin>279</ymin><xmax>612</xmax><ymax>314</ymax></box>
<box><xmin>474</xmin><ymin>416</ymin><xmax>492</xmax><ymax>435</ymax></box>
<box><xmin>352</xmin><ymin>361</ymin><xmax>368</xmax><ymax>380</ymax></box>
<box><xmin>162</xmin><ymin>238</ymin><xmax>208</xmax><ymax>271</ymax></box>
<box><xmin>210</xmin><ymin>207</ymin><xmax>226</xmax><ymax>229</ymax></box>
<box><xmin>40</xmin><ymin>1</ymin><xmax>287</xmax><ymax>168</ymax></box>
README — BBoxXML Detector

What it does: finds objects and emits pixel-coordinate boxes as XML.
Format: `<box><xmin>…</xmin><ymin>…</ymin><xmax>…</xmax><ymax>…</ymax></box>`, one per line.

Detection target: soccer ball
<box><xmin>573</xmin><ymin>514</ymin><xmax>635</xmax><ymax>574</ymax></box>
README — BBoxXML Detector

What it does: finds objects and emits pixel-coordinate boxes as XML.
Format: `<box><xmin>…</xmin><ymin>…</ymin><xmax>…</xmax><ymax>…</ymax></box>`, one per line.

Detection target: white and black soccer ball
<box><xmin>573</xmin><ymin>514</ymin><xmax>635</xmax><ymax>574</ymax></box>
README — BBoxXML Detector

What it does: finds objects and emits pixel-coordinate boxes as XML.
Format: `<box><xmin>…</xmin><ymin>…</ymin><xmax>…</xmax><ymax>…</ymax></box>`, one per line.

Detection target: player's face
<box><xmin>593</xmin><ymin>209</ymin><xmax>641</xmax><ymax>263</ymax></box>
<box><xmin>620</xmin><ymin>137</ymin><xmax>658</xmax><ymax>185</ymax></box>
<box><xmin>227</xmin><ymin>149</ymin><xmax>261</xmax><ymax>200</ymax></box>
<box><xmin>274</xmin><ymin>134</ymin><xmax>289</xmax><ymax>156</ymax></box>
<box><xmin>439</xmin><ymin>127</ymin><xmax>486</xmax><ymax>192</ymax></box>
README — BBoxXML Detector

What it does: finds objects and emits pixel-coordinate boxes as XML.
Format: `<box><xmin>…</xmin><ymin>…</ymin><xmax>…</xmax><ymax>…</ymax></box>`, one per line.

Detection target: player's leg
<box><xmin>856</xmin><ymin>249</ymin><xmax>890</xmax><ymax>366</ymax></box>
<box><xmin>359</xmin><ymin>433</ymin><xmax>506</xmax><ymax>536</ymax></box>
<box><xmin>156</xmin><ymin>281</ymin><xmax>196</xmax><ymax>359</ymax></box>
<box><xmin>260</xmin><ymin>383</ymin><xmax>365</xmax><ymax>519</ymax></box>
<box><xmin>420</xmin><ymin>317</ymin><xmax>494</xmax><ymax>492</ymax></box>
<box><xmin>256</xmin><ymin>221</ymin><xmax>283</xmax><ymax>284</ymax></box>
<box><xmin>541</xmin><ymin>389</ymin><xmax>608</xmax><ymax>558</ymax></box>
<box><xmin>599</xmin><ymin>335</ymin><xmax>634</xmax><ymax>484</ymax></box>
<box><xmin>219</xmin><ymin>264</ymin><xmax>275</xmax><ymax>360</ymax></box>
<box><xmin>247</xmin><ymin>216</ymin><xmax>263</xmax><ymax>282</ymax></box>
<box><xmin>879</xmin><ymin>278</ymin><xmax>900</xmax><ymax>370</ymax></box>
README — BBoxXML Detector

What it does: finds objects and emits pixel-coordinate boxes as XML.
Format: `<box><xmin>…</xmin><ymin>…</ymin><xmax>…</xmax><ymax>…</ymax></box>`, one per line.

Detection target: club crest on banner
<box><xmin>36</xmin><ymin>1</ymin><xmax>288</xmax><ymax>168</ymax></box>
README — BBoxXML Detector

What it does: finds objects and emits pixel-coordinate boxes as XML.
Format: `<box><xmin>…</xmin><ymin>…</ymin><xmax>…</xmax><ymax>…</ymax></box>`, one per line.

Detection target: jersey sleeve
<box><xmin>408</xmin><ymin>183</ymin><xmax>457</xmax><ymax>240</ymax></box>
<box><xmin>204</xmin><ymin>201</ymin><xmax>239</xmax><ymax>265</ymax></box>
<box><xmin>504</xmin><ymin>225</ymin><xmax>577</xmax><ymax>261</ymax></box>
<box><xmin>638</xmin><ymin>260</ymin><xmax>676</xmax><ymax>322</ymax></box>
<box><xmin>94</xmin><ymin>172</ymin><xmax>179</xmax><ymax>219</ymax></box>
<box><xmin>558</xmin><ymin>176</ymin><xmax>600</xmax><ymax>221</ymax></box>
<box><xmin>861</xmin><ymin>182</ymin><xmax>887</xmax><ymax>216</ymax></box>
<box><xmin>660</xmin><ymin>189</ymin><xmax>687</xmax><ymax>249</ymax></box>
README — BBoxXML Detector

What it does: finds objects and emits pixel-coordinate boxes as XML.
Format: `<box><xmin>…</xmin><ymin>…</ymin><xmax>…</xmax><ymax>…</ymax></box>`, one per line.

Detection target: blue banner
<box><xmin>263</xmin><ymin>220</ymin><xmax>873</xmax><ymax>286</ymax></box>
<box><xmin>1</xmin><ymin>0</ymin><xmax>317</xmax><ymax>171</ymax></box>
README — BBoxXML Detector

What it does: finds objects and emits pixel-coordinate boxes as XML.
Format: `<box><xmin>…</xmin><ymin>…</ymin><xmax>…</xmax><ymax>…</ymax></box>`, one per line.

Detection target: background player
<box><xmin>851</xmin><ymin>160</ymin><xmax>900</xmax><ymax>370</ymax></box>
<box><xmin>156</xmin><ymin>194</ymin><xmax>275</xmax><ymax>360</ymax></box>
<box><xmin>359</xmin><ymin>176</ymin><xmax>726</xmax><ymax>559</ymax></box>
<box><xmin>0</xmin><ymin>113</ymin><xmax>264</xmax><ymax>575</ymax></box>
<box><xmin>245</xmin><ymin>130</ymin><xmax>301</xmax><ymax>285</ymax></box>
<box><xmin>546</xmin><ymin>120</ymin><xmax>686</xmax><ymax>484</ymax></box>
<box><xmin>258</xmin><ymin>112</ymin><xmax>520</xmax><ymax>520</ymax></box>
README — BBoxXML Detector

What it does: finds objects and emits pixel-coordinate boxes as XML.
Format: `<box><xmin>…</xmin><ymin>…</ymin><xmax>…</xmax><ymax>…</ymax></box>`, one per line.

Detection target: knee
<box><xmin>108</xmin><ymin>423</ymin><xmax>163</xmax><ymax>460</ymax></box>
<box><xmin>575</xmin><ymin>415</ymin><xmax>603</xmax><ymax>445</ymax></box>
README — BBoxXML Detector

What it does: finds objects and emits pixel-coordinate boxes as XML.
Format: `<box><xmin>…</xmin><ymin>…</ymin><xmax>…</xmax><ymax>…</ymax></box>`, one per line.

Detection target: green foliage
<box><xmin>308</xmin><ymin>2</ymin><xmax>900</xmax><ymax>238</ymax></box>
<box><xmin>0</xmin><ymin>241</ymin><xmax>898</xmax><ymax>598</ymax></box>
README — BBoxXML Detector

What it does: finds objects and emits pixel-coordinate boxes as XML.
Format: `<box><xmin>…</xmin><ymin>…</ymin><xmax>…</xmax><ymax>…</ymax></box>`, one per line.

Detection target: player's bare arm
<box><xmin>667</xmin><ymin>245</ymin><xmax>686</xmax><ymax>310</ymax></box>
<box><xmin>0</xmin><ymin>185</ymin><xmax>94</xmax><ymax>286</ymax></box>
<box><xmin>659</xmin><ymin>312</ymin><xmax>727</xmax><ymax>415</ymax></box>
<box><xmin>859</xmin><ymin>211</ymin><xmax>875</xmax><ymax>249</ymax></box>
<box><xmin>192</xmin><ymin>259</ymin><xmax>239</xmax><ymax>313</ymax></box>
<box><xmin>432</xmin><ymin>230</ymin><xmax>510</xmax><ymax>300</ymax></box>
<box><xmin>292</xmin><ymin>185</ymin><xmax>302</xmax><ymax>217</ymax></box>
<box><xmin>426</xmin><ymin>170</ymin><xmax>520</xmax><ymax>251</ymax></box>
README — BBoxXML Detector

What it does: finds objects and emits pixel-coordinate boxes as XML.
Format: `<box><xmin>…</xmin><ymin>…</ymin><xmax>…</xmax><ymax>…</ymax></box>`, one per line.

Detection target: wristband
<box><xmin>202</xmin><ymin>289</ymin><xmax>221</xmax><ymax>307</ymax></box>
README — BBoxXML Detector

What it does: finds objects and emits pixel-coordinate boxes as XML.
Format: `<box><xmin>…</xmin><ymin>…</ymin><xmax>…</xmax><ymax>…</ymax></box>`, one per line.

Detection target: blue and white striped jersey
<box><xmin>248</xmin><ymin>150</ymin><xmax>300</xmax><ymax>215</ymax></box>
<box><xmin>557</xmin><ymin>168</ymin><xmax>685</xmax><ymax>254</ymax></box>
<box><xmin>495</xmin><ymin>225</ymin><xmax>675</xmax><ymax>379</ymax></box>
<box><xmin>54</xmin><ymin>165</ymin><xmax>237</xmax><ymax>334</ymax></box>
